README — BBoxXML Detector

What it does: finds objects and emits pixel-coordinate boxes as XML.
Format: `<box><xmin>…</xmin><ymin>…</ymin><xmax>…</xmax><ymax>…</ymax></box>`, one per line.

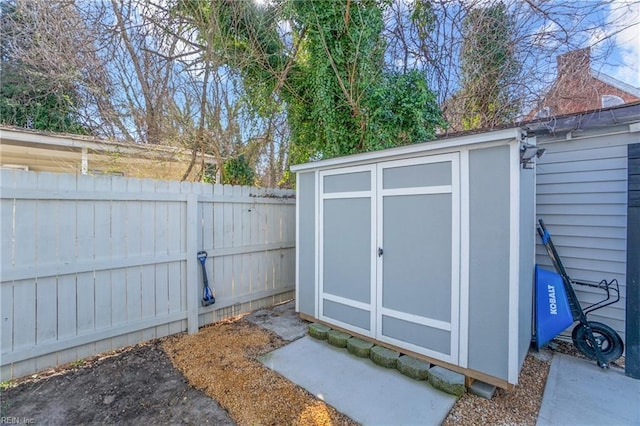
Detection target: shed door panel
<box><xmin>319</xmin><ymin>166</ymin><xmax>375</xmax><ymax>335</ymax></box>
<box><xmin>323</xmin><ymin>198</ymin><xmax>371</xmax><ymax>304</ymax></box>
<box><xmin>377</xmin><ymin>155</ymin><xmax>459</xmax><ymax>363</ymax></box>
<box><xmin>381</xmin><ymin>193</ymin><xmax>452</xmax><ymax>321</ymax></box>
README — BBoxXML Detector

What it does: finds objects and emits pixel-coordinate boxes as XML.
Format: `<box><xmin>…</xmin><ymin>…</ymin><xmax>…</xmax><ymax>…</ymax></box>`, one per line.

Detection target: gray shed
<box><xmin>292</xmin><ymin>128</ymin><xmax>539</xmax><ymax>389</ymax></box>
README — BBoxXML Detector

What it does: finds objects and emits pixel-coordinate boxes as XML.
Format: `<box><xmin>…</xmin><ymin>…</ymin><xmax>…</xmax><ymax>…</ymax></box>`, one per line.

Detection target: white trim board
<box><xmin>508</xmin><ymin>140</ymin><xmax>521</xmax><ymax>384</ymax></box>
<box><xmin>295</xmin><ymin>172</ymin><xmax>300</xmax><ymax>313</ymax></box>
<box><xmin>291</xmin><ymin>128</ymin><xmax>525</xmax><ymax>172</ymax></box>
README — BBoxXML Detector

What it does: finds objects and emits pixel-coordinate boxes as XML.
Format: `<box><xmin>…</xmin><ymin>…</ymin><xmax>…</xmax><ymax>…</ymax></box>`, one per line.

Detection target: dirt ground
<box><xmin>2</xmin><ymin>300</ymin><xmax>619</xmax><ymax>425</ymax></box>
<box><xmin>1</xmin><ymin>341</ymin><xmax>233</xmax><ymax>425</ymax></box>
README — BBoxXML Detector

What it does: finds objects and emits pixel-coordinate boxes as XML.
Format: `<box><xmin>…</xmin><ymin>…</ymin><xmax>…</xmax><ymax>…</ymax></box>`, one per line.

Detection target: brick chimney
<box><xmin>557</xmin><ymin>47</ymin><xmax>591</xmax><ymax>77</ymax></box>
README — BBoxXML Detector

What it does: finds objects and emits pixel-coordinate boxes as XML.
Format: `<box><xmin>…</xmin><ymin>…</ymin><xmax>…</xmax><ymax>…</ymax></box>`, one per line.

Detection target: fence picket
<box><xmin>154</xmin><ymin>263</ymin><xmax>170</xmax><ymax>338</ymax></box>
<box><xmin>12</xmin><ymin>280</ymin><xmax>36</xmax><ymax>351</ymax></box>
<box><xmin>0</xmin><ymin>198</ymin><xmax>13</xmax><ymax>271</ymax></box>
<box><xmin>250</xmin><ymin>188</ymin><xmax>259</xmax><ymax>293</ymax></box>
<box><xmin>110</xmin><ymin>197</ymin><xmax>127</xmax><ymax>350</ymax></box>
<box><xmin>140</xmin><ymin>180</ymin><xmax>156</xmax><ymax>340</ymax></box>
<box><xmin>13</xmin><ymin>198</ymin><xmax>36</xmax><ymax>269</ymax></box>
<box><xmin>141</xmin><ymin>267</ymin><xmax>156</xmax><ymax>340</ymax></box>
<box><xmin>155</xmin><ymin>181</ymin><xmax>169</xmax><ymax>256</ymax></box>
<box><xmin>224</xmin><ymin>185</ymin><xmax>235</xmax><ymax>300</ymax></box>
<box><xmin>213</xmin><ymin>184</ymin><xmax>225</xmax><ymax>300</ymax></box>
<box><xmin>167</xmin><ymin>261</ymin><xmax>182</xmax><ymax>315</ymax></box>
<box><xmin>167</xmin><ymin>182</ymin><xmax>181</xmax><ymax>255</ymax></box>
<box><xmin>76</xmin><ymin>175</ymin><xmax>96</xmax><ymax>344</ymax></box>
<box><xmin>1</xmin><ymin>284</ymin><xmax>13</xmax><ymax>352</ymax></box>
<box><xmin>94</xmin><ymin>270</ymin><xmax>112</xmax><ymax>354</ymax></box>
<box><xmin>153</xmin><ymin>180</ymin><xmax>170</xmax><ymax>338</ymax></box>
<box><xmin>232</xmin><ymin>186</ymin><xmax>243</xmax><ymax>298</ymax></box>
<box><xmin>35</xmin><ymin>277</ymin><xmax>57</xmax><ymax>345</ymax></box>
<box><xmin>110</xmin><ymin>268</ymin><xmax>127</xmax><ymax>349</ymax></box>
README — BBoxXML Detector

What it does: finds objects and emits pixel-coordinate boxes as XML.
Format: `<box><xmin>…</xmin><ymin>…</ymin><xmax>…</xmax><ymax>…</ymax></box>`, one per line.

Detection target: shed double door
<box><xmin>319</xmin><ymin>153</ymin><xmax>460</xmax><ymax>363</ymax></box>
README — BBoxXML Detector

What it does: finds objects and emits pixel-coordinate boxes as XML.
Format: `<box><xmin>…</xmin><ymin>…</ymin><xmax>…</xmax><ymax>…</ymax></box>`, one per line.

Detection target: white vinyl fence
<box><xmin>0</xmin><ymin>170</ymin><xmax>295</xmax><ymax>381</ymax></box>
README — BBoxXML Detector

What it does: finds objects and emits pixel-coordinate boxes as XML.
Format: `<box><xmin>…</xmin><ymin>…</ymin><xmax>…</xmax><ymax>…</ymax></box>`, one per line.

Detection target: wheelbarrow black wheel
<box><xmin>572</xmin><ymin>321</ymin><xmax>624</xmax><ymax>363</ymax></box>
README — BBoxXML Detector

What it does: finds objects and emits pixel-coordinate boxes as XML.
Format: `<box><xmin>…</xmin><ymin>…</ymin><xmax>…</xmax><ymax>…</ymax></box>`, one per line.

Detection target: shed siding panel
<box><xmin>382</xmin><ymin>316</ymin><xmax>450</xmax><ymax>355</ymax></box>
<box><xmin>383</xmin><ymin>161</ymin><xmax>451</xmax><ymax>188</ymax></box>
<box><xmin>324</xmin><ymin>171</ymin><xmax>370</xmax><ymax>193</ymax></box>
<box><xmin>298</xmin><ymin>172</ymin><xmax>316</xmax><ymax>316</ymax></box>
<box><xmin>536</xmin><ymin>132</ymin><xmax>635</xmax><ymax>342</ymax></box>
<box><xmin>323</xmin><ymin>300</ymin><xmax>370</xmax><ymax>331</ymax></box>
<box><xmin>468</xmin><ymin>145</ymin><xmax>511</xmax><ymax>381</ymax></box>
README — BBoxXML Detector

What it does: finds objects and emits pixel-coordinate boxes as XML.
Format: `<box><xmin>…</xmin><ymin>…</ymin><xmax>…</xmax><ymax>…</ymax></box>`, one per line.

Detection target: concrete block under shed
<box><xmin>327</xmin><ymin>330</ymin><xmax>350</xmax><ymax>348</ymax></box>
<box><xmin>396</xmin><ymin>355</ymin><xmax>431</xmax><ymax>381</ymax></box>
<box><xmin>428</xmin><ymin>366</ymin><xmax>466</xmax><ymax>397</ymax></box>
<box><xmin>347</xmin><ymin>338</ymin><xmax>374</xmax><ymax>358</ymax></box>
<box><xmin>308</xmin><ymin>323</ymin><xmax>331</xmax><ymax>340</ymax></box>
<box><xmin>468</xmin><ymin>380</ymin><xmax>496</xmax><ymax>399</ymax></box>
<box><xmin>370</xmin><ymin>346</ymin><xmax>400</xmax><ymax>368</ymax></box>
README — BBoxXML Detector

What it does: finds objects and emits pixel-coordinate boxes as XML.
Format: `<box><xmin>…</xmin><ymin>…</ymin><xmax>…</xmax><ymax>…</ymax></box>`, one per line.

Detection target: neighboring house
<box><xmin>528</xmin><ymin>47</ymin><xmax>640</xmax><ymax>119</ymax></box>
<box><xmin>525</xmin><ymin>101</ymin><xmax>640</xmax><ymax>379</ymax></box>
<box><xmin>0</xmin><ymin>126</ymin><xmax>217</xmax><ymax>181</ymax></box>
<box><xmin>443</xmin><ymin>47</ymin><xmax>640</xmax><ymax>133</ymax></box>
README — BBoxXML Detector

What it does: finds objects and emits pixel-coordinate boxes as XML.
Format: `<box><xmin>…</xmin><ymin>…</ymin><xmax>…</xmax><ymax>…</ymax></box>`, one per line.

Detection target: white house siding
<box><xmin>536</xmin><ymin>128</ymin><xmax>638</xmax><ymax>343</ymax></box>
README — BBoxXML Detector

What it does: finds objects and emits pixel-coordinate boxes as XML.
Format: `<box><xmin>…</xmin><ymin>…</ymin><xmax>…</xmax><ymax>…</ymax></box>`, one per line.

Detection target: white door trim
<box><xmin>318</xmin><ymin>165</ymin><xmax>376</xmax><ymax>337</ymax></box>
<box><xmin>375</xmin><ymin>153</ymin><xmax>460</xmax><ymax>364</ymax></box>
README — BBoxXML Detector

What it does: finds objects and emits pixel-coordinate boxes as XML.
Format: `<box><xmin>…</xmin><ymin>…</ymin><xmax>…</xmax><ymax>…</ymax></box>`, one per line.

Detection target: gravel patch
<box><xmin>443</xmin><ymin>352</ymin><xmax>551</xmax><ymax>425</ymax></box>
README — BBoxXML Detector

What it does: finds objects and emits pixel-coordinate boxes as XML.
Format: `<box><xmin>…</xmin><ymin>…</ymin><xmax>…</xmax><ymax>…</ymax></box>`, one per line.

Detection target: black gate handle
<box><xmin>378</xmin><ymin>247</ymin><xmax>383</xmax><ymax>257</ymax></box>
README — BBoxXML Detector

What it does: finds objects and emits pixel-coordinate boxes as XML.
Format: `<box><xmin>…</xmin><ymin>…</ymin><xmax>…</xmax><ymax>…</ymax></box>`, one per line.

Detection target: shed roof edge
<box><xmin>291</xmin><ymin>127</ymin><xmax>525</xmax><ymax>172</ymax></box>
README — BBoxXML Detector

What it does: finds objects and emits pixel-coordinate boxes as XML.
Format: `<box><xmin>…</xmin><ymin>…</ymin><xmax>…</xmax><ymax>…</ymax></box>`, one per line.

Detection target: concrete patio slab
<box><xmin>245</xmin><ymin>301</ymin><xmax>309</xmax><ymax>342</ymax></box>
<box><xmin>537</xmin><ymin>353</ymin><xmax>640</xmax><ymax>426</ymax></box>
<box><xmin>259</xmin><ymin>336</ymin><xmax>457</xmax><ymax>426</ymax></box>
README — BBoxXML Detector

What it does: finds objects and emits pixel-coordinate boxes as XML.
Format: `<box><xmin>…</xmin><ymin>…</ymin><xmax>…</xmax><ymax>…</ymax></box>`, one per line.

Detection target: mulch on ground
<box><xmin>163</xmin><ymin>317</ymin><xmax>357</xmax><ymax>426</ymax></box>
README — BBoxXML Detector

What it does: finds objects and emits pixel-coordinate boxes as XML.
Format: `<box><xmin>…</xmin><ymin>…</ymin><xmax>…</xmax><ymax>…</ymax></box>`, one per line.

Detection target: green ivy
<box><xmin>458</xmin><ymin>3</ymin><xmax>520</xmax><ymax>130</ymax></box>
<box><xmin>222</xmin><ymin>155</ymin><xmax>255</xmax><ymax>186</ymax></box>
<box><xmin>365</xmin><ymin>70</ymin><xmax>445</xmax><ymax>150</ymax></box>
<box><xmin>177</xmin><ymin>0</ymin><xmax>445</xmax><ymax>177</ymax></box>
<box><xmin>0</xmin><ymin>67</ymin><xmax>88</xmax><ymax>134</ymax></box>
<box><xmin>285</xmin><ymin>0</ymin><xmax>444</xmax><ymax>165</ymax></box>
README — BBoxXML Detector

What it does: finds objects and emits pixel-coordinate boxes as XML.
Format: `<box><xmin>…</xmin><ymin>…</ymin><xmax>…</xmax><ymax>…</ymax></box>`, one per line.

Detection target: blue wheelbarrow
<box><xmin>535</xmin><ymin>219</ymin><xmax>623</xmax><ymax>368</ymax></box>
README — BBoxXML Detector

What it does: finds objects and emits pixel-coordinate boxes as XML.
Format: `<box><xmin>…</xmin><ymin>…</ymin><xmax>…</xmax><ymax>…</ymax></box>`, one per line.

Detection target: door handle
<box><xmin>378</xmin><ymin>247</ymin><xmax>383</xmax><ymax>257</ymax></box>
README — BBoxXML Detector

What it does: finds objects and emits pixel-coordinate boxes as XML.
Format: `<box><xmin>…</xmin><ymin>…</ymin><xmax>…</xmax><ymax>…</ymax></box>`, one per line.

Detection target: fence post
<box><xmin>186</xmin><ymin>193</ymin><xmax>199</xmax><ymax>334</ymax></box>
